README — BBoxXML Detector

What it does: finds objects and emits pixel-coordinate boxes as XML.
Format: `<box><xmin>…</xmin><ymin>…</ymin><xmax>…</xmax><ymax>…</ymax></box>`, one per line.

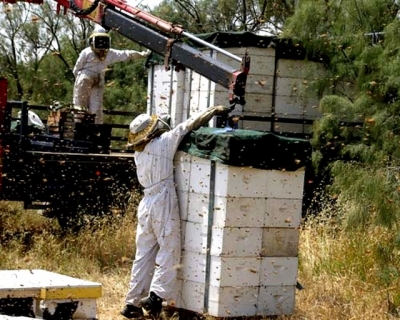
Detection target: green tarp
<box><xmin>179</xmin><ymin>127</ymin><xmax>312</xmax><ymax>171</ymax></box>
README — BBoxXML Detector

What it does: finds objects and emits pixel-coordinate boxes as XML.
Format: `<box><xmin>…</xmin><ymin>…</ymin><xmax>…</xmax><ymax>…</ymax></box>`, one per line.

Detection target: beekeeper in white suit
<box><xmin>120</xmin><ymin>105</ymin><xmax>230</xmax><ymax>319</ymax></box>
<box><xmin>72</xmin><ymin>25</ymin><xmax>150</xmax><ymax>124</ymax></box>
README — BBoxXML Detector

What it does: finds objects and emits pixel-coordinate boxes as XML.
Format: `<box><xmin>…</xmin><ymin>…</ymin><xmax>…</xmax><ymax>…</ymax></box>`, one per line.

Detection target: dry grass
<box><xmin>0</xmin><ymin>198</ymin><xmax>399</xmax><ymax>320</ymax></box>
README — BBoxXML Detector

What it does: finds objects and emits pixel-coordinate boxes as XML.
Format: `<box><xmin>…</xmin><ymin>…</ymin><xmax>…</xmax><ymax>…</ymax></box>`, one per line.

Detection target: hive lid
<box><xmin>178</xmin><ymin>127</ymin><xmax>312</xmax><ymax>171</ymax></box>
<box><xmin>0</xmin><ymin>269</ymin><xmax>102</xmax><ymax>299</ymax></box>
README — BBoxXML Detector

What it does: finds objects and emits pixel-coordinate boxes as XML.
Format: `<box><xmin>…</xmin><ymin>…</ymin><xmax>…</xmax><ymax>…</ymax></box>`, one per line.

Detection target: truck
<box><xmin>0</xmin><ymin>0</ymin><xmax>250</xmax><ymax>229</ymax></box>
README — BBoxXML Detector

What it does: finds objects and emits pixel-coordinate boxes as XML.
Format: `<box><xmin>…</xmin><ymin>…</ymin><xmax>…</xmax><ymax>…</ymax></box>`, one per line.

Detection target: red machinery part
<box><xmin>55</xmin><ymin>0</ymin><xmax>185</xmax><ymax>34</ymax></box>
<box><xmin>0</xmin><ymin>78</ymin><xmax>7</xmax><ymax>193</ymax></box>
<box><xmin>104</xmin><ymin>0</ymin><xmax>184</xmax><ymax>34</ymax></box>
<box><xmin>1</xmin><ymin>0</ymin><xmax>43</xmax><ymax>3</ymax></box>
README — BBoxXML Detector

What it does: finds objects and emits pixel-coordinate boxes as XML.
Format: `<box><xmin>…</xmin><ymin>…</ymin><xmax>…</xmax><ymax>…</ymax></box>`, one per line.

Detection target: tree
<box><xmin>96</xmin><ymin>30</ymin><xmax>149</xmax><ymax>118</ymax></box>
<box><xmin>0</xmin><ymin>2</ymin><xmax>83</xmax><ymax>102</ymax></box>
<box><xmin>0</xmin><ymin>2</ymin><xmax>149</xmax><ymax>111</ymax></box>
<box><xmin>150</xmin><ymin>0</ymin><xmax>297</xmax><ymax>35</ymax></box>
<box><xmin>0</xmin><ymin>3</ymin><xmax>33</xmax><ymax>99</ymax></box>
<box><xmin>282</xmin><ymin>0</ymin><xmax>400</xmax><ymax>288</ymax></box>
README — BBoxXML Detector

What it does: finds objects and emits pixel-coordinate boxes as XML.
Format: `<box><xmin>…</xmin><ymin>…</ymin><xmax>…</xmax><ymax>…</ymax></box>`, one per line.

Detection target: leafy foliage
<box><xmin>151</xmin><ymin>0</ymin><xmax>296</xmax><ymax>34</ymax></box>
<box><xmin>0</xmin><ymin>2</ymin><xmax>148</xmax><ymax>112</ymax></box>
<box><xmin>285</xmin><ymin>0</ymin><xmax>400</xmax><ymax>288</ymax></box>
<box><xmin>2</xmin><ymin>0</ymin><xmax>400</xmax><ymax>311</ymax></box>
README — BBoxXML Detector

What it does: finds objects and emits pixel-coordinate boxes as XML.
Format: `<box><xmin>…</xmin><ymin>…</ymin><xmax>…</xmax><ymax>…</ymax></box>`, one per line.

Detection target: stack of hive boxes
<box><xmin>173</xmin><ymin>150</ymin><xmax>304</xmax><ymax>318</ymax></box>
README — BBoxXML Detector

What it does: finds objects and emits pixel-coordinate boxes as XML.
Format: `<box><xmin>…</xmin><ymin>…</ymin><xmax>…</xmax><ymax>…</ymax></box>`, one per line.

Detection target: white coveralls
<box><xmin>72</xmin><ymin>48</ymin><xmax>148</xmax><ymax>124</ymax></box>
<box><xmin>125</xmin><ymin>106</ymin><xmax>226</xmax><ymax>306</ymax></box>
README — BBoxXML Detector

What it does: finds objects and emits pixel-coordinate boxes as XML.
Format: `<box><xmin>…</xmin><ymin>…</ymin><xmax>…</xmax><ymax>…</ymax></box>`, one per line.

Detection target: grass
<box><xmin>0</xmin><ymin>197</ymin><xmax>399</xmax><ymax>320</ymax></box>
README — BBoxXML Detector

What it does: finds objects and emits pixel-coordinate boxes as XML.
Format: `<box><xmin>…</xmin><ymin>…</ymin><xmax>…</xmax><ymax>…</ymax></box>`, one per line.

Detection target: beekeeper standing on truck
<box><xmin>72</xmin><ymin>25</ymin><xmax>150</xmax><ymax>124</ymax></box>
<box><xmin>120</xmin><ymin>105</ymin><xmax>231</xmax><ymax>319</ymax></box>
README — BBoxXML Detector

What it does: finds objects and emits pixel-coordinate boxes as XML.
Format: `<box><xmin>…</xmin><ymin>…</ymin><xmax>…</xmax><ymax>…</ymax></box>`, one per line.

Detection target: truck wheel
<box><xmin>42</xmin><ymin>206</ymin><xmax>86</xmax><ymax>232</ymax></box>
<box><xmin>56</xmin><ymin>209</ymin><xmax>86</xmax><ymax>232</ymax></box>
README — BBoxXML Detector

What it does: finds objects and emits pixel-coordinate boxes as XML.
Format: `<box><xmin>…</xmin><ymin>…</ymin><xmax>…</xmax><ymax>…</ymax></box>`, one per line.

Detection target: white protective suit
<box><xmin>125</xmin><ymin>106</ymin><xmax>229</xmax><ymax>306</ymax></box>
<box><xmin>72</xmin><ymin>47</ymin><xmax>149</xmax><ymax>124</ymax></box>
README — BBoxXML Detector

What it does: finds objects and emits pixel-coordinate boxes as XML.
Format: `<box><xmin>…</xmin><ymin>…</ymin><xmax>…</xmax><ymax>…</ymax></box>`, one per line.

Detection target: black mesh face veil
<box><xmin>91</xmin><ymin>35</ymin><xmax>110</xmax><ymax>50</ymax></box>
<box><xmin>146</xmin><ymin>118</ymin><xmax>171</xmax><ymax>141</ymax></box>
<box><xmin>157</xmin><ymin>117</ymin><xmax>171</xmax><ymax>132</ymax></box>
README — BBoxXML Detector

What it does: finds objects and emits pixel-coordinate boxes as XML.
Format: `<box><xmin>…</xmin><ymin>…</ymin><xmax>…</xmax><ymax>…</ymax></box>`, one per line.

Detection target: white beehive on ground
<box><xmin>173</xmin><ymin>143</ymin><xmax>305</xmax><ymax>317</ymax></box>
<box><xmin>0</xmin><ymin>317</ymin><xmax>38</xmax><ymax>320</ymax></box>
<box><xmin>0</xmin><ymin>269</ymin><xmax>102</xmax><ymax>319</ymax></box>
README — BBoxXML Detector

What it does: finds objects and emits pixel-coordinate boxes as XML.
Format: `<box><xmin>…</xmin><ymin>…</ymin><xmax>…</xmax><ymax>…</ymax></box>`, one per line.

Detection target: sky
<box><xmin>126</xmin><ymin>0</ymin><xmax>164</xmax><ymax>9</ymax></box>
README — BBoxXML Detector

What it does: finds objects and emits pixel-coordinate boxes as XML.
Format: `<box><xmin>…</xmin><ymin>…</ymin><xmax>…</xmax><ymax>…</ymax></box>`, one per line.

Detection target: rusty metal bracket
<box><xmin>164</xmin><ymin>38</ymin><xmax>176</xmax><ymax>71</ymax></box>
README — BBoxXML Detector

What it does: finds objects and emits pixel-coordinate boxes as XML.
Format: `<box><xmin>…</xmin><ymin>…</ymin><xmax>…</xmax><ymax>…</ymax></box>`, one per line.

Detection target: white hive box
<box><xmin>177</xmin><ymin>279</ymin><xmax>259</xmax><ymax>317</ymax></box>
<box><xmin>177</xmin><ymin>281</ymin><xmax>296</xmax><ymax>317</ymax></box>
<box><xmin>258</xmin><ymin>285</ymin><xmax>296</xmax><ymax>316</ymax></box>
<box><xmin>179</xmin><ymin>251</ymin><xmax>261</xmax><ymax>287</ymax></box>
<box><xmin>262</xmin><ymin>227</ymin><xmax>300</xmax><ymax>257</ymax></box>
<box><xmin>0</xmin><ymin>269</ymin><xmax>102</xmax><ymax>319</ymax></box>
<box><xmin>174</xmin><ymin>148</ymin><xmax>305</xmax><ymax>318</ymax></box>
<box><xmin>183</xmin><ymin>221</ymin><xmax>263</xmax><ymax>256</ymax></box>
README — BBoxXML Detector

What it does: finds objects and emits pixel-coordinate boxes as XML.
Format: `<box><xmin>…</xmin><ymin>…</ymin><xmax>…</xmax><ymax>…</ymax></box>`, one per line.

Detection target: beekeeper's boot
<box><xmin>120</xmin><ymin>304</ymin><xmax>144</xmax><ymax>319</ymax></box>
<box><xmin>140</xmin><ymin>291</ymin><xmax>163</xmax><ymax>318</ymax></box>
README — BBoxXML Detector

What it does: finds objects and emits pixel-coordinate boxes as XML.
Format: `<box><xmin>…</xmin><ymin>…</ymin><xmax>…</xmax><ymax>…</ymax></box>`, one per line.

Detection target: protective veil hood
<box><xmin>128</xmin><ymin>114</ymin><xmax>171</xmax><ymax>148</ymax></box>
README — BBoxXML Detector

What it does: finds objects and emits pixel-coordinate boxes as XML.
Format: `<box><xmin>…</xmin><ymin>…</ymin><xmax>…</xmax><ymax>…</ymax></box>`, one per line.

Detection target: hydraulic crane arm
<box><xmin>1</xmin><ymin>0</ymin><xmax>250</xmax><ymax>105</ymax></box>
<box><xmin>64</xmin><ymin>0</ymin><xmax>250</xmax><ymax>106</ymax></box>
<box><xmin>102</xmin><ymin>8</ymin><xmax>249</xmax><ymax>105</ymax></box>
